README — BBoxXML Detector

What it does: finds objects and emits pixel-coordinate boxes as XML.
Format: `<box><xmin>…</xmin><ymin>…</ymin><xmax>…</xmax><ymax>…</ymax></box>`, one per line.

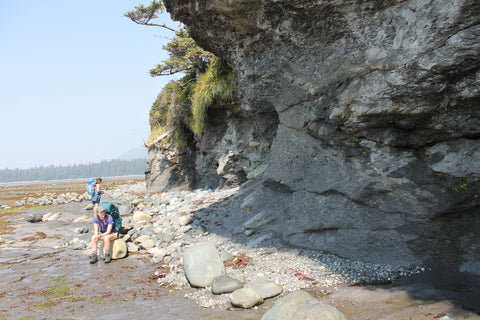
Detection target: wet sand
<box><xmin>1</xmin><ymin>180</ymin><xmax>479</xmax><ymax>320</ymax></box>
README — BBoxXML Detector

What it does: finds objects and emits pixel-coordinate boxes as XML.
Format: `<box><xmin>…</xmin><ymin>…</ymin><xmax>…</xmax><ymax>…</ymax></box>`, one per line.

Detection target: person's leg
<box><xmin>103</xmin><ymin>234</ymin><xmax>117</xmax><ymax>250</ymax></box>
<box><xmin>89</xmin><ymin>236</ymin><xmax>98</xmax><ymax>264</ymax></box>
<box><xmin>103</xmin><ymin>233</ymin><xmax>117</xmax><ymax>263</ymax></box>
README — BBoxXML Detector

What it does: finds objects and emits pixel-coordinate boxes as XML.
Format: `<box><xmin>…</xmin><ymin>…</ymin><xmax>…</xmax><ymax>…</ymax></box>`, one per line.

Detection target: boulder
<box><xmin>230</xmin><ymin>287</ymin><xmax>264</xmax><ymax>309</ymax></box>
<box><xmin>179</xmin><ymin>215</ymin><xmax>194</xmax><ymax>226</ymax></box>
<box><xmin>133</xmin><ymin>211</ymin><xmax>153</xmax><ymax>224</ymax></box>
<box><xmin>42</xmin><ymin>212</ymin><xmax>62</xmax><ymax>222</ymax></box>
<box><xmin>112</xmin><ymin>199</ymin><xmax>133</xmax><ymax>216</ymax></box>
<box><xmin>14</xmin><ymin>200</ymin><xmax>25</xmax><ymax>207</ymax></box>
<box><xmin>261</xmin><ymin>291</ymin><xmax>347</xmax><ymax>320</ymax></box>
<box><xmin>211</xmin><ymin>275</ymin><xmax>243</xmax><ymax>294</ymax></box>
<box><xmin>26</xmin><ymin>213</ymin><xmax>43</xmax><ymax>223</ymax></box>
<box><xmin>73</xmin><ymin>226</ymin><xmax>89</xmax><ymax>234</ymax></box>
<box><xmin>103</xmin><ymin>238</ymin><xmax>128</xmax><ymax>260</ymax></box>
<box><xmin>247</xmin><ymin>278</ymin><xmax>283</xmax><ymax>299</ymax></box>
<box><xmin>183</xmin><ymin>244</ymin><xmax>226</xmax><ymax>288</ymax></box>
<box><xmin>131</xmin><ymin>197</ymin><xmax>144</xmax><ymax>206</ymax></box>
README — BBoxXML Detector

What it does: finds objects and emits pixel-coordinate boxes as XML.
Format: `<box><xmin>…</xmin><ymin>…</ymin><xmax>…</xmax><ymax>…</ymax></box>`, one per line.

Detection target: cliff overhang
<box><xmin>158</xmin><ymin>0</ymin><xmax>480</xmax><ymax>273</ymax></box>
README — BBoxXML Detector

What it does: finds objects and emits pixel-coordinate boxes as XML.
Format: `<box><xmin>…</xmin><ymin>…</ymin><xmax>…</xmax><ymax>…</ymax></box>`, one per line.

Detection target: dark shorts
<box><xmin>91</xmin><ymin>194</ymin><xmax>101</xmax><ymax>204</ymax></box>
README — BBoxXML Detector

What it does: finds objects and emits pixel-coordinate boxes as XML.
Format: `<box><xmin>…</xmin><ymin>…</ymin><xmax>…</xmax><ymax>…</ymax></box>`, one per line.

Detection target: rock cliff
<box><xmin>153</xmin><ymin>0</ymin><xmax>480</xmax><ymax>273</ymax></box>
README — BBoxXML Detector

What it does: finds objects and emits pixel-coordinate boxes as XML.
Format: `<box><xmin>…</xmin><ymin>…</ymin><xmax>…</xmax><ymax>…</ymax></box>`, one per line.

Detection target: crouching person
<box><xmin>90</xmin><ymin>205</ymin><xmax>117</xmax><ymax>264</ymax></box>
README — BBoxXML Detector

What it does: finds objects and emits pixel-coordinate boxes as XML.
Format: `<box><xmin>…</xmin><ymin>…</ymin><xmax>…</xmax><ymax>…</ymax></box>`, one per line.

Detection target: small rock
<box><xmin>127</xmin><ymin>242</ymin><xmax>139</xmax><ymax>252</ymax></box>
<box><xmin>133</xmin><ymin>211</ymin><xmax>153</xmax><ymax>224</ymax></box>
<box><xmin>14</xmin><ymin>200</ymin><xmax>25</xmax><ymax>207</ymax></box>
<box><xmin>26</xmin><ymin>213</ymin><xmax>43</xmax><ymax>223</ymax></box>
<box><xmin>73</xmin><ymin>226</ymin><xmax>89</xmax><ymax>234</ymax></box>
<box><xmin>230</xmin><ymin>287</ymin><xmax>264</xmax><ymax>309</ymax></box>
<box><xmin>72</xmin><ymin>241</ymin><xmax>88</xmax><ymax>250</ymax></box>
<box><xmin>139</xmin><ymin>239</ymin><xmax>156</xmax><ymax>250</ymax></box>
<box><xmin>211</xmin><ymin>275</ymin><xmax>243</xmax><ymax>294</ymax></box>
<box><xmin>131</xmin><ymin>197</ymin><xmax>144</xmax><ymax>206</ymax></box>
<box><xmin>248</xmin><ymin>278</ymin><xmax>283</xmax><ymax>299</ymax></box>
<box><xmin>179</xmin><ymin>215</ymin><xmax>194</xmax><ymax>226</ymax></box>
<box><xmin>42</xmin><ymin>212</ymin><xmax>62</xmax><ymax>222</ymax></box>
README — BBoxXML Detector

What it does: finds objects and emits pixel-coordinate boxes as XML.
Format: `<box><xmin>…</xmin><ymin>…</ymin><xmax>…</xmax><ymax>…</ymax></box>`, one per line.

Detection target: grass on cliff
<box><xmin>190</xmin><ymin>56</ymin><xmax>237</xmax><ymax>137</ymax></box>
<box><xmin>148</xmin><ymin>56</ymin><xmax>237</xmax><ymax>146</ymax></box>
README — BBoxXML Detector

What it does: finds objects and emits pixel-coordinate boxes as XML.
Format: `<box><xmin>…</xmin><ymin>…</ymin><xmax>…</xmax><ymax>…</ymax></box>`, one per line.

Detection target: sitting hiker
<box><xmin>90</xmin><ymin>205</ymin><xmax>117</xmax><ymax>264</ymax></box>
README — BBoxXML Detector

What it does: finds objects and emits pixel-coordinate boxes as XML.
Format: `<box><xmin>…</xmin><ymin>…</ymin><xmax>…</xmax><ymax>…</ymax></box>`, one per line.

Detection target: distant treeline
<box><xmin>0</xmin><ymin>158</ymin><xmax>147</xmax><ymax>183</ymax></box>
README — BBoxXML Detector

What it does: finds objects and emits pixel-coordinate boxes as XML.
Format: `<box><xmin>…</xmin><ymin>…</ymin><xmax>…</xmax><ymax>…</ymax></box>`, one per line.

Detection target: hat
<box><xmin>97</xmin><ymin>205</ymin><xmax>106</xmax><ymax>213</ymax></box>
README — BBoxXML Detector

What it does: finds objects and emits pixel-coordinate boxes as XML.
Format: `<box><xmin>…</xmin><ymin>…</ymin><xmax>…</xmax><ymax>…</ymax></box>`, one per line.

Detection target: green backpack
<box><xmin>99</xmin><ymin>202</ymin><xmax>122</xmax><ymax>232</ymax></box>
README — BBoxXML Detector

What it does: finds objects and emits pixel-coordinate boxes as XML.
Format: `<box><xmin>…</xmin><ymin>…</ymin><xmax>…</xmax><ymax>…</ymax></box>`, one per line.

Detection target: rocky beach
<box><xmin>1</xmin><ymin>179</ymin><xmax>479</xmax><ymax>320</ymax></box>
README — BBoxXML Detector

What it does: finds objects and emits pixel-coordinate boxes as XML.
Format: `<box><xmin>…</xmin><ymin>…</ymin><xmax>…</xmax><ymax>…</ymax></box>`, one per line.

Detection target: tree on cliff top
<box><xmin>127</xmin><ymin>1</ymin><xmax>237</xmax><ymax>146</ymax></box>
<box><xmin>125</xmin><ymin>1</ymin><xmax>211</xmax><ymax>78</ymax></box>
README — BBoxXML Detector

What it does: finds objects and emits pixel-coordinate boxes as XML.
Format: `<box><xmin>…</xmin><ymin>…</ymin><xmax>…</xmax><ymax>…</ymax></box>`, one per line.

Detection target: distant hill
<box><xmin>117</xmin><ymin>147</ymin><xmax>148</xmax><ymax>160</ymax></box>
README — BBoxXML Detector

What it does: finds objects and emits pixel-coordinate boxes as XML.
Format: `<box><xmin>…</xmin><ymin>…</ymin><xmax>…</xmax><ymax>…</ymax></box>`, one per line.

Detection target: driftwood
<box><xmin>144</xmin><ymin>127</ymin><xmax>176</xmax><ymax>148</ymax></box>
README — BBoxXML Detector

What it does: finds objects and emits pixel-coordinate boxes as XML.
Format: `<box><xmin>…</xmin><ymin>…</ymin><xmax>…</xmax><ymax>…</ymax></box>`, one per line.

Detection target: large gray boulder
<box><xmin>183</xmin><ymin>244</ymin><xmax>226</xmax><ymax>288</ymax></box>
<box><xmin>261</xmin><ymin>291</ymin><xmax>347</xmax><ymax>320</ymax></box>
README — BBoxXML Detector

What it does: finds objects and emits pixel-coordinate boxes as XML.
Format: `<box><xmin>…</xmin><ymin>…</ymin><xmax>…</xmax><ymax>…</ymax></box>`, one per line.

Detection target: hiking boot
<box><xmin>89</xmin><ymin>252</ymin><xmax>98</xmax><ymax>264</ymax></box>
<box><xmin>104</xmin><ymin>249</ymin><xmax>112</xmax><ymax>264</ymax></box>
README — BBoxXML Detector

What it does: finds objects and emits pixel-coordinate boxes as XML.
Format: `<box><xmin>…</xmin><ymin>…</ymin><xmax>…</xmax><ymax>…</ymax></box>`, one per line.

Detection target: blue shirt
<box><xmin>93</xmin><ymin>215</ymin><xmax>116</xmax><ymax>233</ymax></box>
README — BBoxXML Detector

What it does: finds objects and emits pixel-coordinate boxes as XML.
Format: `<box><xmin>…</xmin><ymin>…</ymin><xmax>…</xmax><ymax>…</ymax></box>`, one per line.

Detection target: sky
<box><xmin>0</xmin><ymin>0</ymin><xmax>180</xmax><ymax>169</ymax></box>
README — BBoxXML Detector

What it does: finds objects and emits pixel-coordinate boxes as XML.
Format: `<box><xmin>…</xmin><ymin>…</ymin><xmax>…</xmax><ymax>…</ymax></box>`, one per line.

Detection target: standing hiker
<box><xmin>91</xmin><ymin>177</ymin><xmax>103</xmax><ymax>215</ymax></box>
<box><xmin>90</xmin><ymin>205</ymin><xmax>117</xmax><ymax>264</ymax></box>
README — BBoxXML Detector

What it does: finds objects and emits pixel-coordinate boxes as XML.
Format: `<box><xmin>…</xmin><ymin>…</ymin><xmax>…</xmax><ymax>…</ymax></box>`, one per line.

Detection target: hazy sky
<box><xmin>0</xmin><ymin>0</ymin><xmax>179</xmax><ymax>169</ymax></box>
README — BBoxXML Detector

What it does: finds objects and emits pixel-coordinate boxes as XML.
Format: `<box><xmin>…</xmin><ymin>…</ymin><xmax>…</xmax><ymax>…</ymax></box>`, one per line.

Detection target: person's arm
<box><xmin>105</xmin><ymin>223</ymin><xmax>113</xmax><ymax>235</ymax></box>
<box><xmin>95</xmin><ymin>183</ymin><xmax>104</xmax><ymax>194</ymax></box>
<box><xmin>93</xmin><ymin>221</ymin><xmax>101</xmax><ymax>240</ymax></box>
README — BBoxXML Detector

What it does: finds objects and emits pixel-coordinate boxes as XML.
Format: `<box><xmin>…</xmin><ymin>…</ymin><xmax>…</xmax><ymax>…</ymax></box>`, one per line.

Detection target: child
<box><xmin>91</xmin><ymin>178</ymin><xmax>103</xmax><ymax>215</ymax></box>
<box><xmin>90</xmin><ymin>205</ymin><xmax>117</xmax><ymax>264</ymax></box>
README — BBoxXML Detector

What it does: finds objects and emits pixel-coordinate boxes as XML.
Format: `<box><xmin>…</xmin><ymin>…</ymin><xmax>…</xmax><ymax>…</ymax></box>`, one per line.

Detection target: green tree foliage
<box><xmin>148</xmin><ymin>73</ymin><xmax>196</xmax><ymax>146</ymax></box>
<box><xmin>125</xmin><ymin>2</ymin><xmax>210</xmax><ymax>77</ymax></box>
<box><xmin>124</xmin><ymin>0</ymin><xmax>176</xmax><ymax>31</ymax></box>
<box><xmin>150</xmin><ymin>28</ymin><xmax>211</xmax><ymax>77</ymax></box>
<box><xmin>128</xmin><ymin>1</ymin><xmax>238</xmax><ymax>146</ymax></box>
<box><xmin>0</xmin><ymin>159</ymin><xmax>147</xmax><ymax>183</ymax></box>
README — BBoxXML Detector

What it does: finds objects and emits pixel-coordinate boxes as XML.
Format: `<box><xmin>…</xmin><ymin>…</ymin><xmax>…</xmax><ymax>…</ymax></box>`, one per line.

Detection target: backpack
<box><xmin>99</xmin><ymin>201</ymin><xmax>122</xmax><ymax>232</ymax></box>
<box><xmin>86</xmin><ymin>178</ymin><xmax>97</xmax><ymax>196</ymax></box>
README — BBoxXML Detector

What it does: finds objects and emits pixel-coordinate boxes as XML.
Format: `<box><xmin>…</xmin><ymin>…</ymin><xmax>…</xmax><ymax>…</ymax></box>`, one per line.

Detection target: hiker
<box><xmin>91</xmin><ymin>177</ymin><xmax>103</xmax><ymax>215</ymax></box>
<box><xmin>90</xmin><ymin>205</ymin><xmax>117</xmax><ymax>264</ymax></box>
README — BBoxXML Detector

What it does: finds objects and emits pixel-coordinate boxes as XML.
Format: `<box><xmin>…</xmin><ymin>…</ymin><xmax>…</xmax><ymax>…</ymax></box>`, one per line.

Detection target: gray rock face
<box><xmin>146</xmin><ymin>107</ymin><xmax>278</xmax><ymax>191</ymax></box>
<box><xmin>161</xmin><ymin>0</ymin><xmax>480</xmax><ymax>273</ymax></box>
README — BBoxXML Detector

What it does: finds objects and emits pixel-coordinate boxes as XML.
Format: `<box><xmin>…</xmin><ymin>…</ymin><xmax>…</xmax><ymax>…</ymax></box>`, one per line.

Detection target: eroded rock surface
<box><xmin>159</xmin><ymin>0</ymin><xmax>480</xmax><ymax>272</ymax></box>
